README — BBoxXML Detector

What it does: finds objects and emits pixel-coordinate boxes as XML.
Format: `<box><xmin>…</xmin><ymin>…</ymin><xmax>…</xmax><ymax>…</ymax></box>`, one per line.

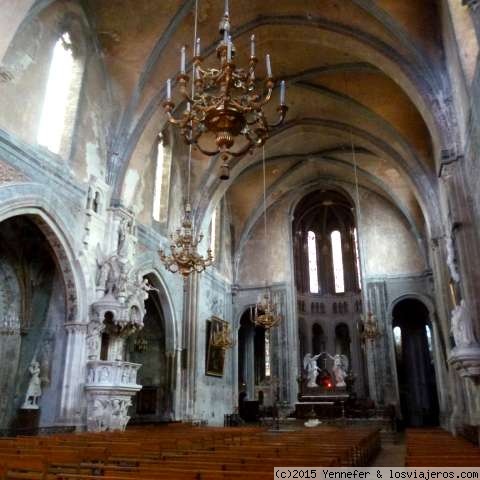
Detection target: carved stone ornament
<box><xmin>85</xmin><ymin>360</ymin><xmax>141</xmax><ymax>432</ymax></box>
<box><xmin>0</xmin><ymin>160</ymin><xmax>27</xmax><ymax>184</ymax></box>
<box><xmin>463</xmin><ymin>0</ymin><xmax>480</xmax><ymax>11</ymax></box>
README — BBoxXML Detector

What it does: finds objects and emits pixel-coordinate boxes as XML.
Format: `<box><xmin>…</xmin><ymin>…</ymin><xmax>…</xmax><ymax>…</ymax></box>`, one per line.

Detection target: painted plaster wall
<box><xmin>237</xmin><ymin>190</ymin><xmax>425</xmax><ymax>288</ymax></box>
<box><xmin>360</xmin><ymin>191</ymin><xmax>426</xmax><ymax>276</ymax></box>
<box><xmin>194</xmin><ymin>272</ymin><xmax>235</xmax><ymax>425</ymax></box>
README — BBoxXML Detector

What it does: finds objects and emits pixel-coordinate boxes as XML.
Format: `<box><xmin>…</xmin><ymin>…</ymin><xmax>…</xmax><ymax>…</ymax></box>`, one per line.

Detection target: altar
<box><xmin>296</xmin><ymin>385</ymin><xmax>351</xmax><ymax>419</ymax></box>
<box><xmin>296</xmin><ymin>352</ymin><xmax>354</xmax><ymax>419</ymax></box>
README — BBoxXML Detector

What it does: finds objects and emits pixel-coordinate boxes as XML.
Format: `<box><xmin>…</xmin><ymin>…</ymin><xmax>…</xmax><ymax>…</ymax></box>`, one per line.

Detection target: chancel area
<box><xmin>1</xmin><ymin>0</ymin><xmax>480</xmax><ymax>472</ymax></box>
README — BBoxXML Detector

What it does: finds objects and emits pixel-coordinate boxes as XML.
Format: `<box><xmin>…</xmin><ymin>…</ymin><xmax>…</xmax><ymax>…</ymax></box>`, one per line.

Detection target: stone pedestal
<box><xmin>12</xmin><ymin>409</ymin><xmax>40</xmax><ymax>434</ymax></box>
<box><xmin>448</xmin><ymin>345</ymin><xmax>480</xmax><ymax>381</ymax></box>
<box><xmin>85</xmin><ymin>360</ymin><xmax>142</xmax><ymax>432</ymax></box>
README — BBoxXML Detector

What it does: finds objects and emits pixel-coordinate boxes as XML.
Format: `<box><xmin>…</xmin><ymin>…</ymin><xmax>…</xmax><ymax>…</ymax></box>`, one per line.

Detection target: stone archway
<box><xmin>392</xmin><ymin>297</ymin><xmax>440</xmax><ymax>428</ymax></box>
<box><xmin>0</xmin><ymin>214</ymin><xmax>79</xmax><ymax>431</ymax></box>
<box><xmin>125</xmin><ymin>271</ymin><xmax>177</xmax><ymax>423</ymax></box>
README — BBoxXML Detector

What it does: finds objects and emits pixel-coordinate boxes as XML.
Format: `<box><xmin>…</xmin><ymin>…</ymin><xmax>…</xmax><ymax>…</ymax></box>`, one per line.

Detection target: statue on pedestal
<box><xmin>451</xmin><ymin>299</ymin><xmax>477</xmax><ymax>348</ymax></box>
<box><xmin>303</xmin><ymin>353</ymin><xmax>321</xmax><ymax>387</ymax></box>
<box><xmin>21</xmin><ymin>360</ymin><xmax>42</xmax><ymax>409</ymax></box>
<box><xmin>331</xmin><ymin>354</ymin><xmax>349</xmax><ymax>388</ymax></box>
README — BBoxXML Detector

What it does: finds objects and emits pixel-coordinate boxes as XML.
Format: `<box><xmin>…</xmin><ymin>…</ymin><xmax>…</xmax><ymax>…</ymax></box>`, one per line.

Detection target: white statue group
<box><xmin>303</xmin><ymin>352</ymin><xmax>349</xmax><ymax>388</ymax></box>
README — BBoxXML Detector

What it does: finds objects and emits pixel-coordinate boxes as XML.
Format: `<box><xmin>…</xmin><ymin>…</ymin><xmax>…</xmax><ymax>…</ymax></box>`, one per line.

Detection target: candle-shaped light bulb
<box><xmin>266</xmin><ymin>54</ymin><xmax>272</xmax><ymax>78</ymax></box>
<box><xmin>227</xmin><ymin>36</ymin><xmax>232</xmax><ymax>62</ymax></box>
<box><xmin>166</xmin><ymin>78</ymin><xmax>172</xmax><ymax>101</ymax></box>
<box><xmin>180</xmin><ymin>45</ymin><xmax>186</xmax><ymax>74</ymax></box>
<box><xmin>224</xmin><ymin>0</ymin><xmax>229</xmax><ymax>15</ymax></box>
<box><xmin>196</xmin><ymin>37</ymin><xmax>201</xmax><ymax>57</ymax></box>
<box><xmin>280</xmin><ymin>80</ymin><xmax>286</xmax><ymax>105</ymax></box>
<box><xmin>250</xmin><ymin>34</ymin><xmax>255</xmax><ymax>58</ymax></box>
<box><xmin>186</xmin><ymin>102</ymin><xmax>191</xmax><ymax>112</ymax></box>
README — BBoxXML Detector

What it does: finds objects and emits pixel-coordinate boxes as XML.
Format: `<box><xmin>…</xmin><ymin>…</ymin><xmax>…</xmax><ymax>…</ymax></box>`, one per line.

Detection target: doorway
<box><xmin>392</xmin><ymin>298</ymin><xmax>439</xmax><ymax>427</ymax></box>
<box><xmin>127</xmin><ymin>274</ymin><xmax>171</xmax><ymax>422</ymax></box>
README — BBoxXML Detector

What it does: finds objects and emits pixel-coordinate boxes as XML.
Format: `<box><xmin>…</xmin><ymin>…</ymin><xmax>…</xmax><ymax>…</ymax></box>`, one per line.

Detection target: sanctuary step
<box><xmin>0</xmin><ymin>423</ymin><xmax>380</xmax><ymax>479</ymax></box>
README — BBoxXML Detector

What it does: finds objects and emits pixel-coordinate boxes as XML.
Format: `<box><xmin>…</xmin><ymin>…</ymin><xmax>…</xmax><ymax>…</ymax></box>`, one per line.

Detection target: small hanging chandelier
<box><xmin>159</xmin><ymin>202</ymin><xmax>213</xmax><ymax>277</ymax></box>
<box><xmin>360</xmin><ymin>312</ymin><xmax>381</xmax><ymax>342</ymax></box>
<box><xmin>163</xmin><ymin>0</ymin><xmax>288</xmax><ymax>180</ymax></box>
<box><xmin>254</xmin><ymin>289</ymin><xmax>281</xmax><ymax>330</ymax></box>
<box><xmin>252</xmin><ymin>146</ymin><xmax>281</xmax><ymax>330</ymax></box>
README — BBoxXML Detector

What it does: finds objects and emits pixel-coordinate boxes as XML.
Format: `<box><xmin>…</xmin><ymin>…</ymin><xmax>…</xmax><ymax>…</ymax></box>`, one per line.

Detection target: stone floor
<box><xmin>370</xmin><ymin>435</ymin><xmax>406</xmax><ymax>467</ymax></box>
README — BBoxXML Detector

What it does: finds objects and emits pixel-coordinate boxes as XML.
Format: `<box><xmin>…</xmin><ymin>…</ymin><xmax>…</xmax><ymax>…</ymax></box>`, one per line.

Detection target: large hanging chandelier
<box><xmin>163</xmin><ymin>0</ymin><xmax>288</xmax><ymax>180</ymax></box>
<box><xmin>159</xmin><ymin>202</ymin><xmax>213</xmax><ymax>277</ymax></box>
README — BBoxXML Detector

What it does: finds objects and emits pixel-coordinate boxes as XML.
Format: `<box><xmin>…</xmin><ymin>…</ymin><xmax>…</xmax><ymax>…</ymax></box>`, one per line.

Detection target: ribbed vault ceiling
<box><xmin>84</xmin><ymin>0</ymin><xmax>444</xmax><ymax>242</ymax></box>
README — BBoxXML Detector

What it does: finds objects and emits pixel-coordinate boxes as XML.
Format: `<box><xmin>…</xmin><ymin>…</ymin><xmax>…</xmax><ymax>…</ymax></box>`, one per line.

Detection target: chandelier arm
<box><xmin>165</xmin><ymin>110</ymin><xmax>193</xmax><ymax>128</ymax></box>
<box><xmin>191</xmin><ymin>138</ymin><xmax>221</xmax><ymax>157</ymax></box>
<box><xmin>226</xmin><ymin>137</ymin><xmax>256</xmax><ymax>157</ymax></box>
<box><xmin>267</xmin><ymin>105</ymin><xmax>289</xmax><ymax>128</ymax></box>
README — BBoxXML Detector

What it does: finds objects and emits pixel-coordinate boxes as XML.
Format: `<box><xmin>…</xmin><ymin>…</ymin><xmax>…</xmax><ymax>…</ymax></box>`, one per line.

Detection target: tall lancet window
<box><xmin>307</xmin><ymin>231</ymin><xmax>319</xmax><ymax>293</ymax></box>
<box><xmin>152</xmin><ymin>138</ymin><xmax>165</xmax><ymax>222</ymax></box>
<box><xmin>38</xmin><ymin>32</ymin><xmax>76</xmax><ymax>154</ymax></box>
<box><xmin>331</xmin><ymin>230</ymin><xmax>345</xmax><ymax>293</ymax></box>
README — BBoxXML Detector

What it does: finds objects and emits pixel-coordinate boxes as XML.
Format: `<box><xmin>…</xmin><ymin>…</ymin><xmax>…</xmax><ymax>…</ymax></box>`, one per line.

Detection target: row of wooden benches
<box><xmin>406</xmin><ymin>428</ymin><xmax>480</xmax><ymax>466</ymax></box>
<box><xmin>0</xmin><ymin>423</ymin><xmax>380</xmax><ymax>479</ymax></box>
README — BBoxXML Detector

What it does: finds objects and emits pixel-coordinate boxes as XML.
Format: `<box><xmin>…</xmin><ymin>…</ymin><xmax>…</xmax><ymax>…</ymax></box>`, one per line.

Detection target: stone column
<box><xmin>58</xmin><ymin>322</ymin><xmax>87</xmax><ymax>426</ymax></box>
<box><xmin>245</xmin><ymin>327</ymin><xmax>255</xmax><ymax>399</ymax></box>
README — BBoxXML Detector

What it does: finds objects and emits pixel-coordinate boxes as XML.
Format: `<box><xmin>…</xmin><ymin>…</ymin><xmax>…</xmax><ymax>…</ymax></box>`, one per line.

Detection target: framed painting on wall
<box><xmin>205</xmin><ymin>316</ymin><xmax>226</xmax><ymax>377</ymax></box>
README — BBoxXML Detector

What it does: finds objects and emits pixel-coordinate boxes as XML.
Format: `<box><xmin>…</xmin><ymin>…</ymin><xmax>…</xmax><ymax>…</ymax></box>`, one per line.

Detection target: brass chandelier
<box><xmin>158</xmin><ymin>201</ymin><xmax>213</xmax><ymax>277</ymax></box>
<box><xmin>252</xmin><ymin>146</ymin><xmax>281</xmax><ymax>330</ymax></box>
<box><xmin>254</xmin><ymin>289</ymin><xmax>281</xmax><ymax>330</ymax></box>
<box><xmin>360</xmin><ymin>312</ymin><xmax>381</xmax><ymax>342</ymax></box>
<box><xmin>163</xmin><ymin>0</ymin><xmax>288</xmax><ymax>180</ymax></box>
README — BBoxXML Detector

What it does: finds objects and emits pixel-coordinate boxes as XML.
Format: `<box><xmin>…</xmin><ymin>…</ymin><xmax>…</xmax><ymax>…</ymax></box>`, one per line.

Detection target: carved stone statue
<box><xmin>303</xmin><ymin>353</ymin><xmax>321</xmax><ymax>387</ymax></box>
<box><xmin>22</xmin><ymin>360</ymin><xmax>42</xmax><ymax>409</ymax></box>
<box><xmin>446</xmin><ymin>235</ymin><xmax>460</xmax><ymax>283</ymax></box>
<box><xmin>139</xmin><ymin>278</ymin><xmax>159</xmax><ymax>302</ymax></box>
<box><xmin>451</xmin><ymin>300</ymin><xmax>477</xmax><ymax>348</ymax></box>
<box><xmin>87</xmin><ymin>321</ymin><xmax>104</xmax><ymax>360</ymax></box>
<box><xmin>331</xmin><ymin>354</ymin><xmax>349</xmax><ymax>388</ymax></box>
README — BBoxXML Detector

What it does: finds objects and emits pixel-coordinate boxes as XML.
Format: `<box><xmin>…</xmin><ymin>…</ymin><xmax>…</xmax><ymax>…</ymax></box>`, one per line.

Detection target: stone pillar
<box><xmin>58</xmin><ymin>322</ymin><xmax>87</xmax><ymax>426</ymax></box>
<box><xmin>245</xmin><ymin>327</ymin><xmax>255</xmax><ymax>399</ymax></box>
<box><xmin>180</xmin><ymin>275</ymin><xmax>198</xmax><ymax>419</ymax></box>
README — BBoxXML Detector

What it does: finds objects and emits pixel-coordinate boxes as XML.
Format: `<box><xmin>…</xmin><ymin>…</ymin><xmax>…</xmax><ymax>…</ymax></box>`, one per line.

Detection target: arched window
<box><xmin>393</xmin><ymin>326</ymin><xmax>402</xmax><ymax>362</ymax></box>
<box><xmin>331</xmin><ymin>230</ymin><xmax>345</xmax><ymax>293</ymax></box>
<box><xmin>38</xmin><ymin>32</ymin><xmax>81</xmax><ymax>155</ymax></box>
<box><xmin>307</xmin><ymin>230</ymin><xmax>319</xmax><ymax>293</ymax></box>
<box><xmin>152</xmin><ymin>133</ymin><xmax>172</xmax><ymax>223</ymax></box>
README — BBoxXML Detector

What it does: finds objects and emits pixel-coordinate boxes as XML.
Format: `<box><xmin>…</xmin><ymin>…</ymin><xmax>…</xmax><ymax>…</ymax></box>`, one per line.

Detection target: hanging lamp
<box><xmin>253</xmin><ymin>146</ymin><xmax>281</xmax><ymax>329</ymax></box>
<box><xmin>163</xmin><ymin>0</ymin><xmax>288</xmax><ymax>180</ymax></box>
<box><xmin>158</xmin><ymin>1</ymin><xmax>213</xmax><ymax>278</ymax></box>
